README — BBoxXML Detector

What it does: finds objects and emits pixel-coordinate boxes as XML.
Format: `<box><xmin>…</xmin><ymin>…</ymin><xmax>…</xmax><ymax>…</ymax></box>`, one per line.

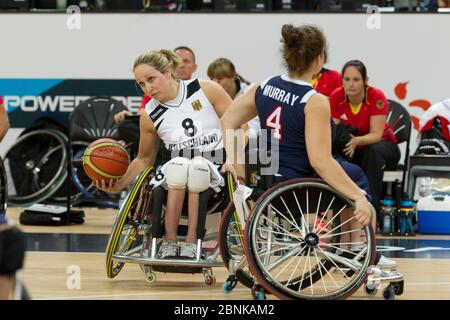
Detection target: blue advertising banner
<box><xmin>0</xmin><ymin>79</ymin><xmax>142</xmax><ymax>129</ymax></box>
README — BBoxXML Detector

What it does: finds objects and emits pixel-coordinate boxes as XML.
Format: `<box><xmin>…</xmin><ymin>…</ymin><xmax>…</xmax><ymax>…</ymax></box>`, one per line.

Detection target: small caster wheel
<box><xmin>223</xmin><ymin>276</ymin><xmax>237</xmax><ymax>293</ymax></box>
<box><xmin>251</xmin><ymin>284</ymin><xmax>265</xmax><ymax>300</ymax></box>
<box><xmin>145</xmin><ymin>271</ymin><xmax>156</xmax><ymax>283</ymax></box>
<box><xmin>205</xmin><ymin>274</ymin><xmax>216</xmax><ymax>286</ymax></box>
<box><xmin>255</xmin><ymin>291</ymin><xmax>266</xmax><ymax>300</ymax></box>
<box><xmin>223</xmin><ymin>282</ymin><xmax>232</xmax><ymax>293</ymax></box>
<box><xmin>383</xmin><ymin>285</ymin><xmax>395</xmax><ymax>300</ymax></box>
<box><xmin>365</xmin><ymin>283</ymin><xmax>378</xmax><ymax>296</ymax></box>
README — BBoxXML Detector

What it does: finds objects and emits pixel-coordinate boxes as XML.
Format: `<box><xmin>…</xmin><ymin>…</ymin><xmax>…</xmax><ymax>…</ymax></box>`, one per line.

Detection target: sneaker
<box><xmin>179</xmin><ymin>242</ymin><xmax>198</xmax><ymax>259</ymax></box>
<box><xmin>376</xmin><ymin>254</ymin><xmax>398</xmax><ymax>269</ymax></box>
<box><xmin>157</xmin><ymin>240</ymin><xmax>178</xmax><ymax>259</ymax></box>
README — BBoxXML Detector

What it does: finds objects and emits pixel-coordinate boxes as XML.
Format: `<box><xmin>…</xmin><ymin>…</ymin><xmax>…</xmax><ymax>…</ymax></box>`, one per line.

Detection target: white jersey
<box><xmin>235</xmin><ymin>79</ymin><xmax>261</xmax><ymax>140</ymax></box>
<box><xmin>145</xmin><ymin>79</ymin><xmax>223</xmax><ymax>153</ymax></box>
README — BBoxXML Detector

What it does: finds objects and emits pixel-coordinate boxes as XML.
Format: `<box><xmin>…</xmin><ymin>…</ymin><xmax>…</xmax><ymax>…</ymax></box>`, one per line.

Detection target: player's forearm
<box><xmin>114</xmin><ymin>157</ymin><xmax>150</xmax><ymax>191</ymax></box>
<box><xmin>355</xmin><ymin>132</ymin><xmax>383</xmax><ymax>146</ymax></box>
<box><xmin>311</xmin><ymin>158</ymin><xmax>366</xmax><ymax>202</ymax></box>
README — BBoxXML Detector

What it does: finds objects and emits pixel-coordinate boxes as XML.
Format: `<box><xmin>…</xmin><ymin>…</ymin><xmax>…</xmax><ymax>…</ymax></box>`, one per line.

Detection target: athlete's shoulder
<box><xmin>367</xmin><ymin>86</ymin><xmax>386</xmax><ymax>101</ymax></box>
<box><xmin>329</xmin><ymin>86</ymin><xmax>345</xmax><ymax>102</ymax></box>
<box><xmin>259</xmin><ymin>75</ymin><xmax>280</xmax><ymax>90</ymax></box>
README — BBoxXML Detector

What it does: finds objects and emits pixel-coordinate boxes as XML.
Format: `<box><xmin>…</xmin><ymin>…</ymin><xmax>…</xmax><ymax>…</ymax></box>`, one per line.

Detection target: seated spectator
<box><xmin>311</xmin><ymin>51</ymin><xmax>342</xmax><ymax>97</ymax></box>
<box><xmin>329</xmin><ymin>60</ymin><xmax>400</xmax><ymax>215</ymax></box>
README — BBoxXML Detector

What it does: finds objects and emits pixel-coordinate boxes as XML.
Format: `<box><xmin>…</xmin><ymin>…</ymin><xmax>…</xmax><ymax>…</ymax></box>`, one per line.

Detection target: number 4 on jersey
<box><xmin>266</xmin><ymin>106</ymin><xmax>282</xmax><ymax>140</ymax></box>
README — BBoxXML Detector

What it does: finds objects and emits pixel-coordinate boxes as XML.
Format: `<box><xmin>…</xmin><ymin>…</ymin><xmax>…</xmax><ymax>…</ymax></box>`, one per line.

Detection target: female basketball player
<box><xmin>220</xmin><ymin>24</ymin><xmax>397</xmax><ymax>268</ymax></box>
<box><xmin>329</xmin><ymin>60</ymin><xmax>400</xmax><ymax>216</ymax></box>
<box><xmin>96</xmin><ymin>49</ymin><xmax>233</xmax><ymax>259</ymax></box>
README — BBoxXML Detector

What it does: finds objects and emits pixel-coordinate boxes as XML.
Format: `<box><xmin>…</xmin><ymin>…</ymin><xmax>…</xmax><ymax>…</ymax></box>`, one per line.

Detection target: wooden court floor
<box><xmin>7</xmin><ymin>207</ymin><xmax>450</xmax><ymax>300</ymax></box>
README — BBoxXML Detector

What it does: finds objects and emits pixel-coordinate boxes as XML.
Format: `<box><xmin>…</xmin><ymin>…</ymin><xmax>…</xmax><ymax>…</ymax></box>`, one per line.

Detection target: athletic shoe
<box><xmin>157</xmin><ymin>240</ymin><xmax>178</xmax><ymax>259</ymax></box>
<box><xmin>179</xmin><ymin>242</ymin><xmax>198</xmax><ymax>259</ymax></box>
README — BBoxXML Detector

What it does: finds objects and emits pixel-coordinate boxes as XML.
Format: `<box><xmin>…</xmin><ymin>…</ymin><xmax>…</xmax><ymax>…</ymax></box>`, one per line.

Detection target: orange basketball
<box><xmin>82</xmin><ymin>138</ymin><xmax>129</xmax><ymax>182</ymax></box>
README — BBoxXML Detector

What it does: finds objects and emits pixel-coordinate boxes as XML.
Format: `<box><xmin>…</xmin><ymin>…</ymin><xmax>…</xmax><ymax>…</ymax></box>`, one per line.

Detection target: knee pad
<box><xmin>165</xmin><ymin>157</ymin><xmax>189</xmax><ymax>189</ymax></box>
<box><xmin>187</xmin><ymin>157</ymin><xmax>210</xmax><ymax>193</ymax></box>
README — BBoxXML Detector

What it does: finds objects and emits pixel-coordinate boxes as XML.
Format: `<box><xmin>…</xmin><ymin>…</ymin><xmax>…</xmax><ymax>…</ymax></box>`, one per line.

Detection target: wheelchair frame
<box><xmin>105</xmin><ymin>167</ymin><xmax>243</xmax><ymax>286</ymax></box>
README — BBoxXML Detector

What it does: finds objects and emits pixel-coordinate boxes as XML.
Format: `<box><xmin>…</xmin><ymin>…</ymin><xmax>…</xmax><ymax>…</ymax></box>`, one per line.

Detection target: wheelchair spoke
<box><xmin>292</xmin><ymin>190</ymin><xmax>310</xmax><ymax>234</ymax></box>
<box><xmin>260</xmin><ymin>215</ymin><xmax>304</xmax><ymax>242</ymax></box>
<box><xmin>312</xmin><ymin>191</ymin><xmax>323</xmax><ymax>234</ymax></box>
<box><xmin>279</xmin><ymin>196</ymin><xmax>304</xmax><ymax>237</ymax></box>
<box><xmin>315</xmin><ymin>204</ymin><xmax>348</xmax><ymax>234</ymax></box>
<box><xmin>306</xmin><ymin>190</ymin><xmax>310</xmax><ymax>236</ymax></box>
<box><xmin>321</xmin><ymin>227</ymin><xmax>364</xmax><ymax>239</ymax></box>
<box><xmin>256</xmin><ymin>224</ymin><xmax>303</xmax><ymax>241</ymax></box>
<box><xmin>322</xmin><ymin>215</ymin><xmax>356</xmax><ymax>237</ymax></box>
<box><xmin>269</xmin><ymin>203</ymin><xmax>303</xmax><ymax>237</ymax></box>
<box><xmin>256</xmin><ymin>240</ymin><xmax>299</xmax><ymax>261</ymax></box>
<box><xmin>297</xmin><ymin>247</ymin><xmax>311</xmax><ymax>293</ymax></box>
<box><xmin>315</xmin><ymin>246</ymin><xmax>351</xmax><ymax>279</ymax></box>
<box><xmin>318</xmin><ymin>242</ymin><xmax>360</xmax><ymax>257</ymax></box>
<box><xmin>324</xmin><ymin>241</ymin><xmax>366</xmax><ymax>247</ymax></box>
<box><xmin>314</xmin><ymin>248</ymin><xmax>341</xmax><ymax>291</ymax></box>
<box><xmin>282</xmin><ymin>246</ymin><xmax>308</xmax><ymax>285</ymax></box>
<box><xmin>307</xmin><ymin>244</ymin><xmax>314</xmax><ymax>295</ymax></box>
<box><xmin>316</xmin><ymin>247</ymin><xmax>362</xmax><ymax>273</ymax></box>
<box><xmin>314</xmin><ymin>196</ymin><xmax>336</xmax><ymax>233</ymax></box>
<box><xmin>267</xmin><ymin>245</ymin><xmax>306</xmax><ymax>273</ymax></box>
<box><xmin>312</xmin><ymin>248</ymin><xmax>328</xmax><ymax>293</ymax></box>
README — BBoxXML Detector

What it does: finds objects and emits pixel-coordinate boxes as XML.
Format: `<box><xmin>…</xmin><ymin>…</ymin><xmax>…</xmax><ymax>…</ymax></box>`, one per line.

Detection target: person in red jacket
<box><xmin>311</xmin><ymin>52</ymin><xmax>342</xmax><ymax>97</ymax></box>
<box><xmin>329</xmin><ymin>60</ymin><xmax>400</xmax><ymax>217</ymax></box>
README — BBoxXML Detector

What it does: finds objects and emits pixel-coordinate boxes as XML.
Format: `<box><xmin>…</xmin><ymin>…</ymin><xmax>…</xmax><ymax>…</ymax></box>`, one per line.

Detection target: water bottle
<box><xmin>381</xmin><ymin>198</ymin><xmax>395</xmax><ymax>233</ymax></box>
<box><xmin>400</xmin><ymin>198</ymin><xmax>415</xmax><ymax>235</ymax></box>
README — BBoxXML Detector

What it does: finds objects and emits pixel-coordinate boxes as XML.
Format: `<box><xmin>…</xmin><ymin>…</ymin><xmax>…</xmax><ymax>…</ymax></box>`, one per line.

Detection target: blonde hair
<box><xmin>207</xmin><ymin>58</ymin><xmax>251</xmax><ymax>85</ymax></box>
<box><xmin>133</xmin><ymin>49</ymin><xmax>181</xmax><ymax>79</ymax></box>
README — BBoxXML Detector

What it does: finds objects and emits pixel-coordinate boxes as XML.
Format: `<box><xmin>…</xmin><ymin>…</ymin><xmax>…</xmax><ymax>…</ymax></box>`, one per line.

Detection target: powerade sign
<box><xmin>0</xmin><ymin>79</ymin><xmax>142</xmax><ymax>128</ymax></box>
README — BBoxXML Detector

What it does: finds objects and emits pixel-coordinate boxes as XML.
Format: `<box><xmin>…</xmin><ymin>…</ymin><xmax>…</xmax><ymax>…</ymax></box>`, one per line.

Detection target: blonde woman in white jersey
<box><xmin>96</xmin><ymin>49</ymin><xmax>233</xmax><ymax>259</ymax></box>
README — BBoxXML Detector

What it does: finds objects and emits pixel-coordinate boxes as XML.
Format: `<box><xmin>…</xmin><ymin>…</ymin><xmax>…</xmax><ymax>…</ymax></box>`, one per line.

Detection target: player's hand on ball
<box><xmin>94</xmin><ymin>179</ymin><xmax>121</xmax><ymax>194</ymax></box>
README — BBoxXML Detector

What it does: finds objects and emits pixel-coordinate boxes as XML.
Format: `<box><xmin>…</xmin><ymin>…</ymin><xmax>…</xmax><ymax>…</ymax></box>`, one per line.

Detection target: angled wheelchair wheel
<box><xmin>47</xmin><ymin>141</ymin><xmax>89</xmax><ymax>204</ymax></box>
<box><xmin>219</xmin><ymin>203</ymin><xmax>255</xmax><ymax>289</ymax></box>
<box><xmin>244</xmin><ymin>178</ymin><xmax>376</xmax><ymax>300</ymax></box>
<box><xmin>0</xmin><ymin>157</ymin><xmax>7</xmax><ymax>216</ymax></box>
<box><xmin>4</xmin><ymin>129</ymin><xmax>68</xmax><ymax>207</ymax></box>
<box><xmin>105</xmin><ymin>167</ymin><xmax>154</xmax><ymax>278</ymax></box>
<box><xmin>218</xmin><ymin>173</ymin><xmax>255</xmax><ymax>289</ymax></box>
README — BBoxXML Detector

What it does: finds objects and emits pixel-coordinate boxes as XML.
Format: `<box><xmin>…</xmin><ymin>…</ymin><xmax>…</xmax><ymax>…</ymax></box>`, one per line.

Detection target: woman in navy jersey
<box><xmin>221</xmin><ymin>24</ymin><xmax>397</xmax><ymax>268</ymax></box>
<box><xmin>221</xmin><ymin>24</ymin><xmax>372</xmax><ymax>226</ymax></box>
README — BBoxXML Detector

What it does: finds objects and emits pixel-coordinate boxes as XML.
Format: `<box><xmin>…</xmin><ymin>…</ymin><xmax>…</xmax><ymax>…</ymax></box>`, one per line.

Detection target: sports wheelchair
<box><xmin>223</xmin><ymin>176</ymin><xmax>404</xmax><ymax>300</ymax></box>
<box><xmin>105</xmin><ymin>159</ymin><xmax>247</xmax><ymax>286</ymax></box>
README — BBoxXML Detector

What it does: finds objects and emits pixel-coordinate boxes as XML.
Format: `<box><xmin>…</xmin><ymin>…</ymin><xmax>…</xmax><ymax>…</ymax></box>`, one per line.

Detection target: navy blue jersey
<box><xmin>256</xmin><ymin>75</ymin><xmax>339</xmax><ymax>181</ymax></box>
<box><xmin>255</xmin><ymin>75</ymin><xmax>371</xmax><ymax>201</ymax></box>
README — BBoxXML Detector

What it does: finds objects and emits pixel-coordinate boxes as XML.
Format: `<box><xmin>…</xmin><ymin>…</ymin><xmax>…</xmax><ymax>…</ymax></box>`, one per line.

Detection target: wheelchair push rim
<box><xmin>218</xmin><ymin>201</ymin><xmax>255</xmax><ymax>289</ymax></box>
<box><xmin>244</xmin><ymin>178</ymin><xmax>376</xmax><ymax>300</ymax></box>
<box><xmin>105</xmin><ymin>167</ymin><xmax>154</xmax><ymax>278</ymax></box>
